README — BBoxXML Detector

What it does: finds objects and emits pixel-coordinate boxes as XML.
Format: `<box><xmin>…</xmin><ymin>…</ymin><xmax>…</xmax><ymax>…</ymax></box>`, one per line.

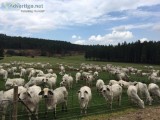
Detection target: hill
<box><xmin>0</xmin><ymin>34</ymin><xmax>85</xmax><ymax>57</ymax></box>
<box><xmin>0</xmin><ymin>34</ymin><xmax>160</xmax><ymax>64</ymax></box>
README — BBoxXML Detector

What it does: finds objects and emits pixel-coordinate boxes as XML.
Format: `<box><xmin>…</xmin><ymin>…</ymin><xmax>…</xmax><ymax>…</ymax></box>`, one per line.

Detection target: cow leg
<box><xmin>118</xmin><ymin>95</ymin><xmax>121</xmax><ymax>106</ymax></box>
<box><xmin>35</xmin><ymin>105</ymin><xmax>39</xmax><ymax>120</ymax></box>
<box><xmin>61</xmin><ymin>104</ymin><xmax>64</xmax><ymax>111</ymax></box>
<box><xmin>45</xmin><ymin>109</ymin><xmax>48</xmax><ymax>119</ymax></box>
<box><xmin>2</xmin><ymin>112</ymin><xmax>6</xmax><ymax>120</ymax></box>
<box><xmin>53</xmin><ymin>106</ymin><xmax>57</xmax><ymax>119</ymax></box>
<box><xmin>65</xmin><ymin>101</ymin><xmax>68</xmax><ymax>112</ymax></box>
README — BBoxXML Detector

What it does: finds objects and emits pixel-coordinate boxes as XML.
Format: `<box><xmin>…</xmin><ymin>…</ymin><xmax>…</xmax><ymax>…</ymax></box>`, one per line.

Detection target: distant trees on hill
<box><xmin>0</xmin><ymin>34</ymin><xmax>160</xmax><ymax>64</ymax></box>
<box><xmin>85</xmin><ymin>41</ymin><xmax>160</xmax><ymax>64</ymax></box>
<box><xmin>0</xmin><ymin>40</ymin><xmax>4</xmax><ymax>59</ymax></box>
<box><xmin>0</xmin><ymin>34</ymin><xmax>85</xmax><ymax>56</ymax></box>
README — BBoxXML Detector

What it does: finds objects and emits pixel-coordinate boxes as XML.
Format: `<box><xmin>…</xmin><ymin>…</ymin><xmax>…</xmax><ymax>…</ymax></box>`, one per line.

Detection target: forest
<box><xmin>85</xmin><ymin>41</ymin><xmax>160</xmax><ymax>64</ymax></box>
<box><xmin>0</xmin><ymin>34</ymin><xmax>160</xmax><ymax>64</ymax></box>
<box><xmin>0</xmin><ymin>34</ymin><xmax>85</xmax><ymax>56</ymax></box>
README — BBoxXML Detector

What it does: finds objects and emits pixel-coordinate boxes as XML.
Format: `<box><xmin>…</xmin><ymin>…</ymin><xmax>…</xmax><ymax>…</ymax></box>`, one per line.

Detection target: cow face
<box><xmin>78</xmin><ymin>90</ymin><xmax>88</xmax><ymax>100</ymax></box>
<box><xmin>39</xmin><ymin>88</ymin><xmax>53</xmax><ymax>98</ymax></box>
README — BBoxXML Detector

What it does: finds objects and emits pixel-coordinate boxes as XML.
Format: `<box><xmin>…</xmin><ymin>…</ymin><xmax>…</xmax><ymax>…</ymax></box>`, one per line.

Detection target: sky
<box><xmin>0</xmin><ymin>0</ymin><xmax>160</xmax><ymax>45</ymax></box>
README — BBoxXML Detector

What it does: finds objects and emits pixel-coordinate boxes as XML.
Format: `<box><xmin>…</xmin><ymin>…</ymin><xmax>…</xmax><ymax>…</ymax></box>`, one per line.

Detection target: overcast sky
<box><xmin>0</xmin><ymin>0</ymin><xmax>160</xmax><ymax>45</ymax></box>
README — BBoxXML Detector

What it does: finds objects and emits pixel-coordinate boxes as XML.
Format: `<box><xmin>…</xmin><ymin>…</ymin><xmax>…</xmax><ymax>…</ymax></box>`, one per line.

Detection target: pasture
<box><xmin>0</xmin><ymin>55</ymin><xmax>160</xmax><ymax>120</ymax></box>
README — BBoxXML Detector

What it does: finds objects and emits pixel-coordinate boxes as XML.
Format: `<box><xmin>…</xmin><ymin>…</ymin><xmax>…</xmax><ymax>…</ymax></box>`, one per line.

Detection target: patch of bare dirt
<box><xmin>110</xmin><ymin>106</ymin><xmax>160</xmax><ymax>120</ymax></box>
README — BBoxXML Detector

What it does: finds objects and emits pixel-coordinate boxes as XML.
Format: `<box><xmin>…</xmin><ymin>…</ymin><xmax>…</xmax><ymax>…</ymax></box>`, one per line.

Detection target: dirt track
<box><xmin>82</xmin><ymin>106</ymin><xmax>160</xmax><ymax>120</ymax></box>
<box><xmin>110</xmin><ymin>106</ymin><xmax>160</xmax><ymax>120</ymax></box>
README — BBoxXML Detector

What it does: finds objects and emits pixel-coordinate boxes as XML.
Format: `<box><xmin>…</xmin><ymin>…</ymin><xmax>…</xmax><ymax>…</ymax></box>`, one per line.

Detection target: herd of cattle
<box><xmin>0</xmin><ymin>61</ymin><xmax>160</xmax><ymax>120</ymax></box>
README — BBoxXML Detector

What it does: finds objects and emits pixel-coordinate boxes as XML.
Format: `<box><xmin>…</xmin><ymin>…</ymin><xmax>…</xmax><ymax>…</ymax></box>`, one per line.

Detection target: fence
<box><xmin>1</xmin><ymin>85</ymin><xmax>160</xmax><ymax>120</ymax></box>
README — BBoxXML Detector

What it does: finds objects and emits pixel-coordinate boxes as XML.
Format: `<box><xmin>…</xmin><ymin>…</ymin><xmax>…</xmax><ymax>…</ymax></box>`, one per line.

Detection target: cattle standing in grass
<box><xmin>127</xmin><ymin>85</ymin><xmax>145</xmax><ymax>108</ymax></box>
<box><xmin>18</xmin><ymin>85</ymin><xmax>42</xmax><ymax>120</ymax></box>
<box><xmin>0</xmin><ymin>86</ymin><xmax>26</xmax><ymax>120</ymax></box>
<box><xmin>148</xmin><ymin>83</ymin><xmax>160</xmax><ymax>100</ymax></box>
<box><xmin>5</xmin><ymin>78</ymin><xmax>25</xmax><ymax>89</ymax></box>
<box><xmin>77</xmin><ymin>86</ymin><xmax>92</xmax><ymax>114</ymax></box>
<box><xmin>135</xmin><ymin>82</ymin><xmax>153</xmax><ymax>105</ymax></box>
<box><xmin>96</xmin><ymin>79</ymin><xmax>104</xmax><ymax>94</ymax></box>
<box><xmin>101</xmin><ymin>84</ymin><xmax>122</xmax><ymax>109</ymax></box>
<box><xmin>25</xmin><ymin>76</ymin><xmax>48</xmax><ymax>88</ymax></box>
<box><xmin>39</xmin><ymin>87</ymin><xmax>68</xmax><ymax>119</ymax></box>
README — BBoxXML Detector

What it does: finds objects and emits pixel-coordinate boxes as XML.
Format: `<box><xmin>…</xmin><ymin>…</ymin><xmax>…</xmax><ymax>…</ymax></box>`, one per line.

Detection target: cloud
<box><xmin>112</xmin><ymin>22</ymin><xmax>160</xmax><ymax>33</ymax></box>
<box><xmin>89</xmin><ymin>30</ymin><xmax>133</xmax><ymax>45</ymax></box>
<box><xmin>72</xmin><ymin>35</ymin><xmax>81</xmax><ymax>39</ymax></box>
<box><xmin>1</xmin><ymin>0</ymin><xmax>160</xmax><ymax>36</ymax></box>
<box><xmin>74</xmin><ymin>40</ymin><xmax>86</xmax><ymax>45</ymax></box>
<box><xmin>139</xmin><ymin>38</ymin><xmax>149</xmax><ymax>43</ymax></box>
<box><xmin>126</xmin><ymin>9</ymin><xmax>160</xmax><ymax>18</ymax></box>
<box><xmin>71</xmin><ymin>35</ymin><xmax>77</xmax><ymax>39</ymax></box>
<box><xmin>152</xmin><ymin>23</ymin><xmax>160</xmax><ymax>31</ymax></box>
<box><xmin>73</xmin><ymin>29</ymin><xmax>133</xmax><ymax>45</ymax></box>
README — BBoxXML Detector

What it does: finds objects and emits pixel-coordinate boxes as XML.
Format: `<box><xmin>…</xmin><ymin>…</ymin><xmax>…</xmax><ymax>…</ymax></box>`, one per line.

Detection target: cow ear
<box><xmin>100</xmin><ymin>88</ymin><xmax>103</xmax><ymax>92</ymax></box>
<box><xmin>27</xmin><ymin>92</ymin><xmax>31</xmax><ymax>98</ymax></box>
<box><xmin>85</xmin><ymin>91</ymin><xmax>88</xmax><ymax>94</ymax></box>
<box><xmin>39</xmin><ymin>91</ymin><xmax>44</xmax><ymax>95</ymax></box>
<box><xmin>77</xmin><ymin>90</ymin><xmax>80</xmax><ymax>94</ymax></box>
<box><xmin>107</xmin><ymin>87</ymin><xmax>110</xmax><ymax>91</ymax></box>
<box><xmin>134</xmin><ymin>82</ymin><xmax>138</xmax><ymax>86</ymax></box>
<box><xmin>48</xmin><ymin>90</ymin><xmax>53</xmax><ymax>95</ymax></box>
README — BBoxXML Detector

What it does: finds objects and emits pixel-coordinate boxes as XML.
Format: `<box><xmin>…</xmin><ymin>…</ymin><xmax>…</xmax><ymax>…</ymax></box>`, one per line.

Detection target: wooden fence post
<box><xmin>12</xmin><ymin>86</ymin><xmax>18</xmax><ymax>120</ymax></box>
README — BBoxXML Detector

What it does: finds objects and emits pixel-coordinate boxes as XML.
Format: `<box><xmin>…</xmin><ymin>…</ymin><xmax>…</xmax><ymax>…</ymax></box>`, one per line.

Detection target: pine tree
<box><xmin>0</xmin><ymin>48</ymin><xmax>4</xmax><ymax>59</ymax></box>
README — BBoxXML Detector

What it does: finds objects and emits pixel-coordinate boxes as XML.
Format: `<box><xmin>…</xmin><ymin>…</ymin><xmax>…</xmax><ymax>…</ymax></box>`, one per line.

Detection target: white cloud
<box><xmin>73</xmin><ymin>29</ymin><xmax>133</xmax><ymax>45</ymax></box>
<box><xmin>126</xmin><ymin>9</ymin><xmax>160</xmax><ymax>18</ymax></box>
<box><xmin>112</xmin><ymin>23</ymin><xmax>154</xmax><ymax>31</ymax></box>
<box><xmin>74</xmin><ymin>40</ymin><xmax>86</xmax><ymax>45</ymax></box>
<box><xmin>152</xmin><ymin>23</ymin><xmax>160</xmax><ymax>31</ymax></box>
<box><xmin>1</xmin><ymin>0</ymin><xmax>160</xmax><ymax>35</ymax></box>
<box><xmin>72</xmin><ymin>35</ymin><xmax>81</xmax><ymax>39</ymax></box>
<box><xmin>139</xmin><ymin>38</ymin><xmax>149</xmax><ymax>43</ymax></box>
<box><xmin>72</xmin><ymin>35</ymin><xmax>77</xmax><ymax>39</ymax></box>
<box><xmin>89</xmin><ymin>30</ymin><xmax>133</xmax><ymax>45</ymax></box>
<box><xmin>112</xmin><ymin>22</ymin><xmax>160</xmax><ymax>33</ymax></box>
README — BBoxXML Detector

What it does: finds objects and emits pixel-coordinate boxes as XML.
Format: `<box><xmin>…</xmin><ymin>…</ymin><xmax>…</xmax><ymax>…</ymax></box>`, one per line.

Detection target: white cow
<box><xmin>127</xmin><ymin>85</ymin><xmax>145</xmax><ymax>108</ymax></box>
<box><xmin>108</xmin><ymin>80</ymin><xmax>119</xmax><ymax>86</ymax></box>
<box><xmin>60</xmin><ymin>74</ymin><xmax>73</xmax><ymax>89</ymax></box>
<box><xmin>39</xmin><ymin>87</ymin><xmax>68</xmax><ymax>119</ymax></box>
<box><xmin>148</xmin><ymin>83</ymin><xmax>160</xmax><ymax>100</ymax></box>
<box><xmin>20</xmin><ymin>68</ymin><xmax>26</xmax><ymax>77</ymax></box>
<box><xmin>75</xmin><ymin>72</ymin><xmax>81</xmax><ymax>83</ymax></box>
<box><xmin>18</xmin><ymin>85</ymin><xmax>42</xmax><ymax>120</ymax></box>
<box><xmin>101</xmin><ymin>84</ymin><xmax>122</xmax><ymax>109</ymax></box>
<box><xmin>5</xmin><ymin>78</ymin><xmax>25</xmax><ymax>89</ymax></box>
<box><xmin>115</xmin><ymin>72</ymin><xmax>129</xmax><ymax>81</ymax></box>
<box><xmin>25</xmin><ymin>76</ymin><xmax>47</xmax><ymax>88</ymax></box>
<box><xmin>42</xmin><ymin>77</ymin><xmax>57</xmax><ymax>89</ymax></box>
<box><xmin>77</xmin><ymin>86</ymin><xmax>92</xmax><ymax>114</ymax></box>
<box><xmin>0</xmin><ymin>69</ymin><xmax>8</xmax><ymax>80</ymax></box>
<box><xmin>135</xmin><ymin>82</ymin><xmax>153</xmax><ymax>105</ymax></box>
<box><xmin>96</xmin><ymin>79</ymin><xmax>104</xmax><ymax>93</ymax></box>
<box><xmin>86</xmin><ymin>74</ymin><xmax>95</xmax><ymax>87</ymax></box>
<box><xmin>59</xmin><ymin>64</ymin><xmax>65</xmax><ymax>75</ymax></box>
<box><xmin>0</xmin><ymin>86</ymin><xmax>26</xmax><ymax>120</ymax></box>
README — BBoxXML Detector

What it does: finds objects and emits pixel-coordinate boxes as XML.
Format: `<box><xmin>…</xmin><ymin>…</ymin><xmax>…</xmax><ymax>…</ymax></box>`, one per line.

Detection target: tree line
<box><xmin>85</xmin><ymin>41</ymin><xmax>160</xmax><ymax>64</ymax></box>
<box><xmin>0</xmin><ymin>34</ymin><xmax>160</xmax><ymax>64</ymax></box>
<box><xmin>0</xmin><ymin>34</ymin><xmax>85</xmax><ymax>57</ymax></box>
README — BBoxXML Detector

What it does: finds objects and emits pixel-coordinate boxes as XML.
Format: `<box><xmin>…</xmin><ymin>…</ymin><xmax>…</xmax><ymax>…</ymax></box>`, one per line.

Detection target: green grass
<box><xmin>0</xmin><ymin>55</ymin><xmax>160</xmax><ymax>120</ymax></box>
